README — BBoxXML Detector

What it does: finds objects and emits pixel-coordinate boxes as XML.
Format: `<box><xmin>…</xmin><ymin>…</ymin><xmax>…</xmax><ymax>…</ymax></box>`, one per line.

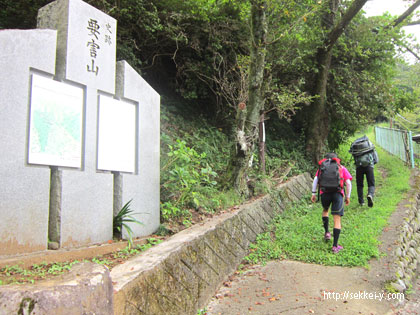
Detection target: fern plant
<box><xmin>113</xmin><ymin>199</ymin><xmax>143</xmax><ymax>248</ymax></box>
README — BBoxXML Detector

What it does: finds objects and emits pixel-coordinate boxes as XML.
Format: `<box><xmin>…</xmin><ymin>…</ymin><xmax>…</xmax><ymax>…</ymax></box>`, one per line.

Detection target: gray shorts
<box><xmin>321</xmin><ymin>192</ymin><xmax>344</xmax><ymax>216</ymax></box>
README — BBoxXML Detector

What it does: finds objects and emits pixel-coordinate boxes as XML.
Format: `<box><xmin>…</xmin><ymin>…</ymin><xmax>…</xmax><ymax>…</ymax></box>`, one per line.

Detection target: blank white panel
<box><xmin>97</xmin><ymin>95</ymin><xmax>136</xmax><ymax>172</ymax></box>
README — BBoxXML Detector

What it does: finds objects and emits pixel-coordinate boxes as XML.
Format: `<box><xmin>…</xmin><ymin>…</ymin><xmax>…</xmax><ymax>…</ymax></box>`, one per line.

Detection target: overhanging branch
<box><xmin>392</xmin><ymin>0</ymin><xmax>420</xmax><ymax>27</ymax></box>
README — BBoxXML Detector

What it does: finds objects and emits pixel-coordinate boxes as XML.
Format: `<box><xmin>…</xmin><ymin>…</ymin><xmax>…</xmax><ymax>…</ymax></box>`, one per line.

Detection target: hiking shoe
<box><xmin>367</xmin><ymin>195</ymin><xmax>373</xmax><ymax>208</ymax></box>
<box><xmin>359</xmin><ymin>202</ymin><xmax>365</xmax><ymax>207</ymax></box>
<box><xmin>324</xmin><ymin>232</ymin><xmax>331</xmax><ymax>241</ymax></box>
<box><xmin>332</xmin><ymin>245</ymin><xmax>343</xmax><ymax>253</ymax></box>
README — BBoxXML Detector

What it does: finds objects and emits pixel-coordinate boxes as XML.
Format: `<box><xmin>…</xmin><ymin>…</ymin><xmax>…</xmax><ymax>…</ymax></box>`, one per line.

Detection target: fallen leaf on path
<box><xmin>255</xmin><ymin>302</ymin><xmax>263</xmax><ymax>305</ymax></box>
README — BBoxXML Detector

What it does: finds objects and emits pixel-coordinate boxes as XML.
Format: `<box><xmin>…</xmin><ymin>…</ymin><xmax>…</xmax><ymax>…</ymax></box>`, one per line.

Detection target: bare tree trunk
<box><xmin>230</xmin><ymin>0</ymin><xmax>267</xmax><ymax>197</ymax></box>
<box><xmin>305</xmin><ymin>47</ymin><xmax>334</xmax><ymax>164</ymax></box>
<box><xmin>305</xmin><ymin>0</ymin><xmax>368</xmax><ymax>164</ymax></box>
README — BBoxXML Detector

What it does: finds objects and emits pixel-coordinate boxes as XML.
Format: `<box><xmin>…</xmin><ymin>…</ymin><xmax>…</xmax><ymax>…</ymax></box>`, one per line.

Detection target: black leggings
<box><xmin>356</xmin><ymin>166</ymin><xmax>375</xmax><ymax>204</ymax></box>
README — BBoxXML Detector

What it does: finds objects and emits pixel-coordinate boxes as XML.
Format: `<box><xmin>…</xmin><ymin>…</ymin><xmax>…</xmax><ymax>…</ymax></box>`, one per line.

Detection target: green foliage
<box><xmin>262</xmin><ymin>117</ymin><xmax>313</xmax><ymax>176</ymax></box>
<box><xmin>160</xmin><ymin>105</ymin><xmax>242</xmax><ymax>225</ymax></box>
<box><xmin>0</xmin><ymin>0</ymin><xmax>52</xmax><ymax>29</ymax></box>
<box><xmin>0</xmin><ymin>261</ymin><xmax>80</xmax><ymax>285</ymax></box>
<box><xmin>245</xmin><ymin>132</ymin><xmax>411</xmax><ymax>267</ymax></box>
<box><xmin>113</xmin><ymin>199</ymin><xmax>144</xmax><ymax>248</ymax></box>
<box><xmin>323</xmin><ymin>12</ymin><xmax>403</xmax><ymax>149</ymax></box>
<box><xmin>160</xmin><ymin>139</ymin><xmax>218</xmax><ymax>222</ymax></box>
<box><xmin>196</xmin><ymin>308</ymin><xmax>208</xmax><ymax>315</ymax></box>
<box><xmin>392</xmin><ymin>62</ymin><xmax>420</xmax><ymax>133</ymax></box>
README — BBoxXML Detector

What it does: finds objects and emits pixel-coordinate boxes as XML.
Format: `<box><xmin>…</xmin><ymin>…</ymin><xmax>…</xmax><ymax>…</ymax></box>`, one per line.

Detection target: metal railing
<box><xmin>413</xmin><ymin>141</ymin><xmax>420</xmax><ymax>165</ymax></box>
<box><xmin>375</xmin><ymin>126</ymin><xmax>416</xmax><ymax>168</ymax></box>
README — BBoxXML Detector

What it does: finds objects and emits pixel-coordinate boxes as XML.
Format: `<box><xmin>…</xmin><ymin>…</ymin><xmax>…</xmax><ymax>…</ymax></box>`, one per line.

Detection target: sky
<box><xmin>363</xmin><ymin>0</ymin><xmax>420</xmax><ymax>62</ymax></box>
<box><xmin>363</xmin><ymin>0</ymin><xmax>412</xmax><ymax>16</ymax></box>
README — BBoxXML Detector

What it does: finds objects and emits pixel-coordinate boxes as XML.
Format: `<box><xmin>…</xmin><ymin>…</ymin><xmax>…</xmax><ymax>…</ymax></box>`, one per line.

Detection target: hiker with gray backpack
<box><xmin>349</xmin><ymin>135</ymin><xmax>378</xmax><ymax>207</ymax></box>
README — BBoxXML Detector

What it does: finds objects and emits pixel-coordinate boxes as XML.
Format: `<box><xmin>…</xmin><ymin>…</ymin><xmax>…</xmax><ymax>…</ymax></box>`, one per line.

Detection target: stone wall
<box><xmin>0</xmin><ymin>173</ymin><xmax>313</xmax><ymax>314</ymax></box>
<box><xmin>388</xmin><ymin>170</ymin><xmax>420</xmax><ymax>293</ymax></box>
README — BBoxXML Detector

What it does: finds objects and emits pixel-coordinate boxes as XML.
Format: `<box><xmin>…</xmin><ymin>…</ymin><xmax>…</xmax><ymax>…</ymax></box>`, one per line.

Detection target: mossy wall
<box><xmin>111</xmin><ymin>173</ymin><xmax>313</xmax><ymax>314</ymax></box>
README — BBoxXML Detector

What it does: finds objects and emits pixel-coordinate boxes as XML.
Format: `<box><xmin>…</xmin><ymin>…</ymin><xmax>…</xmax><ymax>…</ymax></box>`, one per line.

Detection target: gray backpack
<box><xmin>350</xmin><ymin>135</ymin><xmax>378</xmax><ymax>167</ymax></box>
<box><xmin>355</xmin><ymin>152</ymin><xmax>374</xmax><ymax>167</ymax></box>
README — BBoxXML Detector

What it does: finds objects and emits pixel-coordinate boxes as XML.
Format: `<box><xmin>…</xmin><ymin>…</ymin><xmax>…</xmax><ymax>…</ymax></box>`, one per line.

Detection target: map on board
<box><xmin>28</xmin><ymin>74</ymin><xmax>84</xmax><ymax>168</ymax></box>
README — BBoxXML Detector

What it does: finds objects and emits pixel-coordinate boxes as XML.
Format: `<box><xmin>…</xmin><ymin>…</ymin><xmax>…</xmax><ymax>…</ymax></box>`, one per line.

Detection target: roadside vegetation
<box><xmin>0</xmin><ymin>238</ymin><xmax>163</xmax><ymax>285</ymax></box>
<box><xmin>159</xmin><ymin>104</ymin><xmax>312</xmax><ymax>233</ymax></box>
<box><xmin>244</xmin><ymin>129</ymin><xmax>411</xmax><ymax>267</ymax></box>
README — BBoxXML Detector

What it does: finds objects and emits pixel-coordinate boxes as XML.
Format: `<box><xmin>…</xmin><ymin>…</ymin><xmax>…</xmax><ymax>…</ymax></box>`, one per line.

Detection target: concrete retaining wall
<box><xmin>111</xmin><ymin>173</ymin><xmax>313</xmax><ymax>314</ymax></box>
<box><xmin>0</xmin><ymin>263</ymin><xmax>113</xmax><ymax>315</ymax></box>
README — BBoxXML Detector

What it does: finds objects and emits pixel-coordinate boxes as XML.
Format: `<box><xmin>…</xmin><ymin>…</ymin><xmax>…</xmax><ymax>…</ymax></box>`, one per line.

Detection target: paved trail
<box><xmin>206</xmin><ymin>260</ymin><xmax>404</xmax><ymax>315</ymax></box>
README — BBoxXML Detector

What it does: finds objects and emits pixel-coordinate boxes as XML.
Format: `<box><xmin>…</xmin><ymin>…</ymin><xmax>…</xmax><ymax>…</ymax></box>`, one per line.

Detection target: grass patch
<box><xmin>0</xmin><ymin>238</ymin><xmax>162</xmax><ymax>285</ymax></box>
<box><xmin>245</xmin><ymin>130</ymin><xmax>411</xmax><ymax>267</ymax></box>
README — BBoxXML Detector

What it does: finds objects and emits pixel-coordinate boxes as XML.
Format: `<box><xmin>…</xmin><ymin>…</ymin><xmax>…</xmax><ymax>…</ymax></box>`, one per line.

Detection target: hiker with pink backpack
<box><xmin>310</xmin><ymin>153</ymin><xmax>353</xmax><ymax>253</ymax></box>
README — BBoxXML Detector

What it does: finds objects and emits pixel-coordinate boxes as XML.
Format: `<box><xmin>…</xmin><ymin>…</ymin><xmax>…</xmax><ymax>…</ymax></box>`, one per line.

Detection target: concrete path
<box><xmin>206</xmin><ymin>260</ymin><xmax>404</xmax><ymax>315</ymax></box>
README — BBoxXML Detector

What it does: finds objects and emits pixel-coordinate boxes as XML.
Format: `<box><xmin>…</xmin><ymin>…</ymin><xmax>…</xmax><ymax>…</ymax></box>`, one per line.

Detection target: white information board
<box><xmin>28</xmin><ymin>74</ymin><xmax>84</xmax><ymax>168</ymax></box>
<box><xmin>97</xmin><ymin>95</ymin><xmax>136</xmax><ymax>173</ymax></box>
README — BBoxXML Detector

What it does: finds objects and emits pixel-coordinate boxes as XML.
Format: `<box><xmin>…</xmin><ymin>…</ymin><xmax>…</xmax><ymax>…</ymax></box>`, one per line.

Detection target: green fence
<box><xmin>413</xmin><ymin>140</ymin><xmax>420</xmax><ymax>167</ymax></box>
<box><xmin>375</xmin><ymin>126</ymin><xmax>416</xmax><ymax>168</ymax></box>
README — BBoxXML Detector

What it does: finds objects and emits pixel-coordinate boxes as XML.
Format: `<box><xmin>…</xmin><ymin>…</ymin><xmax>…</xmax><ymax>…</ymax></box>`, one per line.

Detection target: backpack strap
<box><xmin>316</xmin><ymin>159</ymin><xmax>330</xmax><ymax>201</ymax></box>
<box><xmin>332</xmin><ymin>157</ymin><xmax>341</xmax><ymax>164</ymax></box>
<box><xmin>338</xmin><ymin>165</ymin><xmax>347</xmax><ymax>198</ymax></box>
<box><xmin>318</xmin><ymin>158</ymin><xmax>328</xmax><ymax>165</ymax></box>
<box><xmin>317</xmin><ymin>167</ymin><xmax>321</xmax><ymax>202</ymax></box>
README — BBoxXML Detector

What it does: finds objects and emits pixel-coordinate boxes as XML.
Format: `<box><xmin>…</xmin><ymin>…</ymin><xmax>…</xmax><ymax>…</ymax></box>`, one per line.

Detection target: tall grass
<box><xmin>245</xmin><ymin>128</ymin><xmax>411</xmax><ymax>267</ymax></box>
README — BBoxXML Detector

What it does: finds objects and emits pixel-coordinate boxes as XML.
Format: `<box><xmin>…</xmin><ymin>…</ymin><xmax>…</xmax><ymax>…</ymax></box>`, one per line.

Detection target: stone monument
<box><xmin>0</xmin><ymin>0</ymin><xmax>160</xmax><ymax>256</ymax></box>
